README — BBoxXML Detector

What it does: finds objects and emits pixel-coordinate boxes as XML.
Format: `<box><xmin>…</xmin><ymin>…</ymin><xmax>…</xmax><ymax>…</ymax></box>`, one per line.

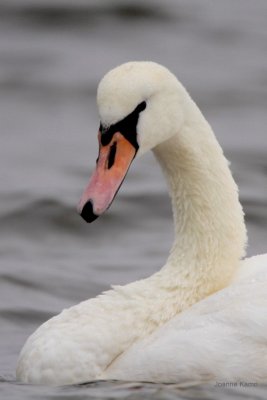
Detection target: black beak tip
<box><xmin>80</xmin><ymin>200</ymin><xmax>99</xmax><ymax>223</ymax></box>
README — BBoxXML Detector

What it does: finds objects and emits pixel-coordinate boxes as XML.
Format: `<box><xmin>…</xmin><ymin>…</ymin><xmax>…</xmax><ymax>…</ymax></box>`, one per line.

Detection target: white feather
<box><xmin>16</xmin><ymin>62</ymin><xmax>267</xmax><ymax>385</ymax></box>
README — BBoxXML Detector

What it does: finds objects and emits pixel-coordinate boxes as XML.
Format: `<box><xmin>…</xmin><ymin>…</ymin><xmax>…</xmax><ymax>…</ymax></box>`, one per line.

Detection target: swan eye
<box><xmin>99</xmin><ymin>101</ymin><xmax>146</xmax><ymax>150</ymax></box>
<box><xmin>135</xmin><ymin>101</ymin><xmax>146</xmax><ymax>113</ymax></box>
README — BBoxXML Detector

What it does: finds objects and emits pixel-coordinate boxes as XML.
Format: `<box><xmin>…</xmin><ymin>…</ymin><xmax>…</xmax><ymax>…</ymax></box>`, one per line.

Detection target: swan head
<box><xmin>78</xmin><ymin>61</ymin><xmax>185</xmax><ymax>222</ymax></box>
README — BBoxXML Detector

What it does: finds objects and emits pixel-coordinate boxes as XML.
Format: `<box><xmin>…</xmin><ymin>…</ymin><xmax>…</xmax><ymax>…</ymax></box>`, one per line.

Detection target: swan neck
<box><xmin>153</xmin><ymin>99</ymin><xmax>247</xmax><ymax>295</ymax></box>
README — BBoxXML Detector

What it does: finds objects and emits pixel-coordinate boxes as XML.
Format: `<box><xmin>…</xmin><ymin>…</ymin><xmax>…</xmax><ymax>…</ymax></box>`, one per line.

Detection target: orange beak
<box><xmin>77</xmin><ymin>131</ymin><xmax>136</xmax><ymax>222</ymax></box>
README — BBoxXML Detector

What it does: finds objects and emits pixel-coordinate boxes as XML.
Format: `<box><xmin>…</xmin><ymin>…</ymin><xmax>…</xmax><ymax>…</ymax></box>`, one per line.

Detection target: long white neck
<box><xmin>151</xmin><ymin>96</ymin><xmax>247</xmax><ymax>306</ymax></box>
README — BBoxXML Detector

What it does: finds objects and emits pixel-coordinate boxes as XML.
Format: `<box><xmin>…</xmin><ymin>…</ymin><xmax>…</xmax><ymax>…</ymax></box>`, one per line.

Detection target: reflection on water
<box><xmin>0</xmin><ymin>1</ymin><xmax>266</xmax><ymax>399</ymax></box>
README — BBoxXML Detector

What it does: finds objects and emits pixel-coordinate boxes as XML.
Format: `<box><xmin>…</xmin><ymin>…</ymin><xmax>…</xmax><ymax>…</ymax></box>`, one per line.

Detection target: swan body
<box><xmin>16</xmin><ymin>62</ymin><xmax>267</xmax><ymax>385</ymax></box>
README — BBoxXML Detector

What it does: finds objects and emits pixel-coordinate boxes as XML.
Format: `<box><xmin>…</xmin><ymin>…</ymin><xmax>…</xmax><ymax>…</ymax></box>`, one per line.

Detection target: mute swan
<box><xmin>17</xmin><ymin>61</ymin><xmax>267</xmax><ymax>385</ymax></box>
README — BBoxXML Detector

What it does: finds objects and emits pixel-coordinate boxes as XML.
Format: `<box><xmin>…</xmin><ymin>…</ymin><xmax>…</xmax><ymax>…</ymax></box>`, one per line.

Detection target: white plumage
<box><xmin>16</xmin><ymin>62</ymin><xmax>267</xmax><ymax>385</ymax></box>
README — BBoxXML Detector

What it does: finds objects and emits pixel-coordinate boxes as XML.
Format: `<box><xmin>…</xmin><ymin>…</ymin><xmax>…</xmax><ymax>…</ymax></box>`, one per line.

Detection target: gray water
<box><xmin>0</xmin><ymin>1</ymin><xmax>267</xmax><ymax>399</ymax></box>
